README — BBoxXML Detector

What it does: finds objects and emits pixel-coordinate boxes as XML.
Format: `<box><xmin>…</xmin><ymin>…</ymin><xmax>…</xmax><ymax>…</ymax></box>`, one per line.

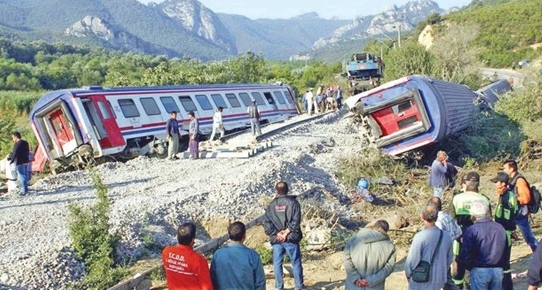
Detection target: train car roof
<box><xmin>30</xmin><ymin>83</ymin><xmax>290</xmax><ymax>119</ymax></box>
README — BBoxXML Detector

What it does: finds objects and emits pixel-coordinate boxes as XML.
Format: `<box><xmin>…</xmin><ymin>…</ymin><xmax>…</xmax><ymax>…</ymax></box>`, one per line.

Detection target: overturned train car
<box><xmin>30</xmin><ymin>83</ymin><xmax>300</xmax><ymax>172</ymax></box>
<box><xmin>344</xmin><ymin>75</ymin><xmax>512</xmax><ymax>156</ymax></box>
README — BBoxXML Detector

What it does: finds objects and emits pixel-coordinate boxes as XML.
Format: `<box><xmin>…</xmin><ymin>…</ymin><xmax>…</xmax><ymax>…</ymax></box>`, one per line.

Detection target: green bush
<box><xmin>69</xmin><ymin>170</ymin><xmax>128</xmax><ymax>289</ymax></box>
<box><xmin>254</xmin><ymin>244</ymin><xmax>273</xmax><ymax>265</ymax></box>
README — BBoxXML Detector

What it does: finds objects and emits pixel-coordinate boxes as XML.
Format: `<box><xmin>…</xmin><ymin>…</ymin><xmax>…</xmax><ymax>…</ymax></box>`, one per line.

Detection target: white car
<box><xmin>518</xmin><ymin>59</ymin><xmax>531</xmax><ymax>68</ymax></box>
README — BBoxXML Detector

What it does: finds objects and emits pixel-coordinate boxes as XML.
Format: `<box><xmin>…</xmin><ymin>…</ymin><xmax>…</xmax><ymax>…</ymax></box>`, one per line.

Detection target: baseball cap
<box><xmin>464</xmin><ymin>171</ymin><xmax>480</xmax><ymax>182</ymax></box>
<box><xmin>490</xmin><ymin>172</ymin><xmax>509</xmax><ymax>183</ymax></box>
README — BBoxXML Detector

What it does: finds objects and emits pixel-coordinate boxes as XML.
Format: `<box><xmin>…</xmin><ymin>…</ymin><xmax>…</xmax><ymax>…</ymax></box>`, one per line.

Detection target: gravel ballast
<box><xmin>0</xmin><ymin>110</ymin><xmax>365</xmax><ymax>289</ymax></box>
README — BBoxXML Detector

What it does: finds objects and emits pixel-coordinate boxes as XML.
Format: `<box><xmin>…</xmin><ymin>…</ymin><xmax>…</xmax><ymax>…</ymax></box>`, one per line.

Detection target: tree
<box><xmin>383</xmin><ymin>42</ymin><xmax>435</xmax><ymax>81</ymax></box>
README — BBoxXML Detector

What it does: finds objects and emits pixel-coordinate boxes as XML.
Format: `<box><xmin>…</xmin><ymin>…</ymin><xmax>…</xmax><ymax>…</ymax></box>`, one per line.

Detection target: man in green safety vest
<box><xmin>491</xmin><ymin>171</ymin><xmax>518</xmax><ymax>290</ymax></box>
<box><xmin>449</xmin><ymin>172</ymin><xmax>491</xmax><ymax>289</ymax></box>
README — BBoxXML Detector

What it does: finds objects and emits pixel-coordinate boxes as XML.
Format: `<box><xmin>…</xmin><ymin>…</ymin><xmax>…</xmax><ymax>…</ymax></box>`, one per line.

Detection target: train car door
<box><xmin>48</xmin><ymin>109</ymin><xmax>77</xmax><ymax>155</ymax></box>
<box><xmin>371</xmin><ymin>99</ymin><xmax>422</xmax><ymax>136</ymax></box>
<box><xmin>83</xmin><ymin>95</ymin><xmax>126</xmax><ymax>149</ymax></box>
<box><xmin>263</xmin><ymin>92</ymin><xmax>278</xmax><ymax>111</ymax></box>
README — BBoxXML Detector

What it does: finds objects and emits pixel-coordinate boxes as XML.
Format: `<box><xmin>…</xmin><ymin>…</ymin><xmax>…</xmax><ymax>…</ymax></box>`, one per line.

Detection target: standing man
<box><xmin>335</xmin><ymin>86</ymin><xmax>343</xmax><ymax>110</ymax></box>
<box><xmin>429</xmin><ymin>197</ymin><xmax>462</xmax><ymax>290</ymax></box>
<box><xmin>429</xmin><ymin>151</ymin><xmax>448</xmax><ymax>198</ymax></box>
<box><xmin>503</xmin><ymin>158</ymin><xmax>538</xmax><ymax>252</ymax></box>
<box><xmin>209</xmin><ymin>107</ymin><xmax>225</xmax><ymax>142</ymax></box>
<box><xmin>491</xmin><ymin>172</ymin><xmax>518</xmax><ymax>290</ymax></box>
<box><xmin>449</xmin><ymin>171</ymin><xmax>491</xmax><ymax>289</ymax></box>
<box><xmin>9</xmin><ymin>131</ymin><xmax>30</xmax><ymax>195</ymax></box>
<box><xmin>188</xmin><ymin>111</ymin><xmax>200</xmax><ymax>160</ymax></box>
<box><xmin>343</xmin><ymin>220</ymin><xmax>396</xmax><ymax>290</ymax></box>
<box><xmin>162</xmin><ymin>222</ymin><xmax>213</xmax><ymax>290</ymax></box>
<box><xmin>210</xmin><ymin>221</ymin><xmax>265</xmax><ymax>290</ymax></box>
<box><xmin>458</xmin><ymin>199</ymin><xmax>506</xmax><ymax>290</ymax></box>
<box><xmin>527</xmin><ymin>238</ymin><xmax>542</xmax><ymax>290</ymax></box>
<box><xmin>247</xmin><ymin>100</ymin><xmax>261</xmax><ymax>136</ymax></box>
<box><xmin>263</xmin><ymin>181</ymin><xmax>305</xmax><ymax>290</ymax></box>
<box><xmin>405</xmin><ymin>203</ymin><xmax>453</xmax><ymax>290</ymax></box>
<box><xmin>306</xmin><ymin>88</ymin><xmax>314</xmax><ymax>115</ymax></box>
<box><xmin>165</xmin><ymin>111</ymin><xmax>180</xmax><ymax>160</ymax></box>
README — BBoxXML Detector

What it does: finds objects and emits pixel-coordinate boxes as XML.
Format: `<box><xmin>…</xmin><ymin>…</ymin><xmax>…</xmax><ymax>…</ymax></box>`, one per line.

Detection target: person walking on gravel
<box><xmin>343</xmin><ymin>220</ymin><xmax>396</xmax><ymax>290</ymax></box>
<box><xmin>210</xmin><ymin>221</ymin><xmax>265</xmax><ymax>290</ymax></box>
<box><xmin>263</xmin><ymin>181</ymin><xmax>306</xmax><ymax>290</ymax></box>
<box><xmin>165</xmin><ymin>111</ymin><xmax>180</xmax><ymax>160</ymax></box>
<box><xmin>188</xmin><ymin>111</ymin><xmax>200</xmax><ymax>159</ymax></box>
<box><xmin>247</xmin><ymin>100</ymin><xmax>261</xmax><ymax>136</ymax></box>
<box><xmin>209</xmin><ymin>106</ymin><xmax>225</xmax><ymax>142</ymax></box>
<box><xmin>162</xmin><ymin>222</ymin><xmax>213</xmax><ymax>290</ymax></box>
<box><xmin>9</xmin><ymin>131</ymin><xmax>30</xmax><ymax>195</ymax></box>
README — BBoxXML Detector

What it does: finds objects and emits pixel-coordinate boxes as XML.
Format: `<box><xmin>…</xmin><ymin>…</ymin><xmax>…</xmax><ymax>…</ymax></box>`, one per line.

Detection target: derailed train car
<box><xmin>344</xmin><ymin>75</ymin><xmax>512</xmax><ymax>156</ymax></box>
<box><xmin>29</xmin><ymin>83</ymin><xmax>299</xmax><ymax>172</ymax></box>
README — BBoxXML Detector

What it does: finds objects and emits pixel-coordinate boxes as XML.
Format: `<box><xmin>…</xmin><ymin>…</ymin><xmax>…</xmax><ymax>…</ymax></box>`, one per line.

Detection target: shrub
<box><xmin>69</xmin><ymin>170</ymin><xmax>128</xmax><ymax>289</ymax></box>
<box><xmin>255</xmin><ymin>244</ymin><xmax>273</xmax><ymax>265</ymax></box>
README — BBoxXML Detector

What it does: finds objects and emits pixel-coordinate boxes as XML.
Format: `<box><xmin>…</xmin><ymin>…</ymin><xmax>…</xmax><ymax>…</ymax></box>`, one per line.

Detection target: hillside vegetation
<box><xmin>444</xmin><ymin>0</ymin><xmax>542</xmax><ymax>67</ymax></box>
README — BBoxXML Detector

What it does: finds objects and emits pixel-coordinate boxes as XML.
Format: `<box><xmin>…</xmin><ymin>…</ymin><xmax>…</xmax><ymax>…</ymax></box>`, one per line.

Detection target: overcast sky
<box><xmin>137</xmin><ymin>0</ymin><xmax>472</xmax><ymax>19</ymax></box>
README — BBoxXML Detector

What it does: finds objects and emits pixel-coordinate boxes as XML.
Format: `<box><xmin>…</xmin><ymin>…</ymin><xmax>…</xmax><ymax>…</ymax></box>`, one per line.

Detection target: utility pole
<box><xmin>397</xmin><ymin>24</ymin><xmax>402</xmax><ymax>48</ymax></box>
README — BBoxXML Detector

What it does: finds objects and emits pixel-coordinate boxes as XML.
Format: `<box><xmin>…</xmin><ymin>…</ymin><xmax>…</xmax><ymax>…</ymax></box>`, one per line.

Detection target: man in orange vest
<box><xmin>162</xmin><ymin>222</ymin><xmax>213</xmax><ymax>290</ymax></box>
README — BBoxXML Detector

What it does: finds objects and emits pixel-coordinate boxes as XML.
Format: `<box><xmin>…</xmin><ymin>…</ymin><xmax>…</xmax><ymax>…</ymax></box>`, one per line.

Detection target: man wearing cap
<box><xmin>247</xmin><ymin>100</ymin><xmax>261</xmax><ymax>136</ymax></box>
<box><xmin>458</xmin><ymin>199</ymin><xmax>506</xmax><ymax>290</ymax></box>
<box><xmin>165</xmin><ymin>111</ymin><xmax>180</xmax><ymax>160</ymax></box>
<box><xmin>503</xmin><ymin>158</ymin><xmax>538</xmax><ymax>252</ymax></box>
<box><xmin>343</xmin><ymin>220</ymin><xmax>396</xmax><ymax>290</ymax></box>
<box><xmin>491</xmin><ymin>172</ymin><xmax>518</xmax><ymax>290</ymax></box>
<box><xmin>449</xmin><ymin>171</ymin><xmax>491</xmax><ymax>289</ymax></box>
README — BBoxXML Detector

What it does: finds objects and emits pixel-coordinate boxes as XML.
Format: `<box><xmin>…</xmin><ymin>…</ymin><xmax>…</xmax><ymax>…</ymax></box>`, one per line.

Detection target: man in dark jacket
<box><xmin>165</xmin><ymin>111</ymin><xmax>180</xmax><ymax>160</ymax></box>
<box><xmin>9</xmin><ymin>131</ymin><xmax>30</xmax><ymax>195</ymax></box>
<box><xmin>263</xmin><ymin>181</ymin><xmax>305</xmax><ymax>290</ymax></box>
<box><xmin>528</xmin><ymin>238</ymin><xmax>542</xmax><ymax>290</ymax></box>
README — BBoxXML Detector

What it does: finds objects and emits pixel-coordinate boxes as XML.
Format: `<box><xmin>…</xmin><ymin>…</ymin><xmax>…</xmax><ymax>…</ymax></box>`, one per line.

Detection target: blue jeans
<box><xmin>433</xmin><ymin>187</ymin><xmax>444</xmax><ymax>198</ymax></box>
<box><xmin>516</xmin><ymin>213</ymin><xmax>538</xmax><ymax>252</ymax></box>
<box><xmin>16</xmin><ymin>164</ymin><xmax>29</xmax><ymax>194</ymax></box>
<box><xmin>273</xmin><ymin>242</ymin><xmax>304</xmax><ymax>290</ymax></box>
<box><xmin>469</xmin><ymin>267</ymin><xmax>503</xmax><ymax>290</ymax></box>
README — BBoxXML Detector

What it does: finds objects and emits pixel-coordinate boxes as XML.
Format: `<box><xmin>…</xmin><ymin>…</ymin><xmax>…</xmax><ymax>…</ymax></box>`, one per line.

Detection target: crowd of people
<box><xmin>301</xmin><ymin>84</ymin><xmax>343</xmax><ymax>115</ymax></box>
<box><xmin>160</xmin><ymin>151</ymin><xmax>542</xmax><ymax>290</ymax></box>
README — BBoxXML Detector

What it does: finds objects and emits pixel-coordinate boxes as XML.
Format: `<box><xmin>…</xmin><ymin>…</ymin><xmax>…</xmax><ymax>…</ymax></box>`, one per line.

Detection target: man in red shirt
<box><xmin>162</xmin><ymin>222</ymin><xmax>213</xmax><ymax>290</ymax></box>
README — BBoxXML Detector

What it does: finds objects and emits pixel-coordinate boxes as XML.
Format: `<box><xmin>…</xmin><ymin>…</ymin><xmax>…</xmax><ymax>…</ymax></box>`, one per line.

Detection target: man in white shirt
<box><xmin>209</xmin><ymin>106</ymin><xmax>225</xmax><ymax>141</ymax></box>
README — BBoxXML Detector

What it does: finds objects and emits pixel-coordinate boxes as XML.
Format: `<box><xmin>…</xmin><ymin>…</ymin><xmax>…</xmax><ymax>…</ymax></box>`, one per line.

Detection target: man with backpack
<box><xmin>503</xmin><ymin>159</ymin><xmax>538</xmax><ymax>252</ymax></box>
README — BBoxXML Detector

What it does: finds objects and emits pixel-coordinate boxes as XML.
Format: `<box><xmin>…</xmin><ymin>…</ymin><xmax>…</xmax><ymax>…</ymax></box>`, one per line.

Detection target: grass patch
<box><xmin>69</xmin><ymin>169</ymin><xmax>129</xmax><ymax>289</ymax></box>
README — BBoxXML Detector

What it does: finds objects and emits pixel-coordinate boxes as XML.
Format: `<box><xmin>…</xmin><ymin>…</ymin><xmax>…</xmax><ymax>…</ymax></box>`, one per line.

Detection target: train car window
<box><xmin>263</xmin><ymin>92</ymin><xmax>275</xmax><ymax>105</ymax></box>
<box><xmin>250</xmin><ymin>92</ymin><xmax>266</xmax><ymax>105</ymax></box>
<box><xmin>392</xmin><ymin>101</ymin><xmax>413</xmax><ymax>114</ymax></box>
<box><xmin>179</xmin><ymin>96</ymin><xmax>198</xmax><ymax>112</ymax></box>
<box><xmin>107</xmin><ymin>101</ymin><xmax>117</xmax><ymax>119</ymax></box>
<box><xmin>195</xmin><ymin>95</ymin><xmax>213</xmax><ymax>111</ymax></box>
<box><xmin>225</xmin><ymin>93</ymin><xmax>241</xmax><ymax>108</ymax></box>
<box><xmin>97</xmin><ymin>101</ymin><xmax>111</xmax><ymax>119</ymax></box>
<box><xmin>211</xmin><ymin>94</ymin><xmax>228</xmax><ymax>109</ymax></box>
<box><xmin>140</xmin><ymin>97</ymin><xmax>161</xmax><ymax>116</ymax></box>
<box><xmin>273</xmin><ymin>91</ymin><xmax>286</xmax><ymax>104</ymax></box>
<box><xmin>160</xmin><ymin>96</ymin><xmax>180</xmax><ymax>114</ymax></box>
<box><xmin>118</xmin><ymin>99</ymin><xmax>140</xmax><ymax>118</ymax></box>
<box><xmin>238</xmin><ymin>93</ymin><xmax>252</xmax><ymax>106</ymax></box>
<box><xmin>283</xmin><ymin>90</ymin><xmax>293</xmax><ymax>103</ymax></box>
